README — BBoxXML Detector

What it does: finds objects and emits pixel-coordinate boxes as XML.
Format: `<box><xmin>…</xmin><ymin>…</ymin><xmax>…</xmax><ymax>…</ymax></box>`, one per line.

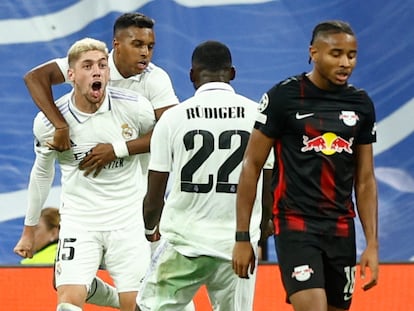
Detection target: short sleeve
<box><xmin>54</xmin><ymin>57</ymin><xmax>70</xmax><ymax>82</ymax></box>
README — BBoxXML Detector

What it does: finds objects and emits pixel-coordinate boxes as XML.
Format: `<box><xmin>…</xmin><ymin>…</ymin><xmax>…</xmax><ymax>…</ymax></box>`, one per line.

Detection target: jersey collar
<box><xmin>195</xmin><ymin>82</ymin><xmax>235</xmax><ymax>96</ymax></box>
<box><xmin>68</xmin><ymin>89</ymin><xmax>111</xmax><ymax>124</ymax></box>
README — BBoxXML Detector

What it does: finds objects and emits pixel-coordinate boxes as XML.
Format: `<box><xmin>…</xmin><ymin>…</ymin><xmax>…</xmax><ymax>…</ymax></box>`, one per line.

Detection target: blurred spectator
<box><xmin>20</xmin><ymin>207</ymin><xmax>59</xmax><ymax>265</ymax></box>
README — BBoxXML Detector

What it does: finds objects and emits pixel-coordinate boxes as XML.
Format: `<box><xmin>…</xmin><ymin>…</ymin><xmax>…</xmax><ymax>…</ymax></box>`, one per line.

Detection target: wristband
<box><xmin>235</xmin><ymin>231</ymin><xmax>250</xmax><ymax>242</ymax></box>
<box><xmin>112</xmin><ymin>141</ymin><xmax>129</xmax><ymax>158</ymax></box>
<box><xmin>145</xmin><ymin>226</ymin><xmax>158</xmax><ymax>235</ymax></box>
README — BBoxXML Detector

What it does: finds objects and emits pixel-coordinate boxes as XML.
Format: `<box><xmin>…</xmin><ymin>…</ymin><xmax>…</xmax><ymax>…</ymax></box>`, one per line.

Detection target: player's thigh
<box><xmin>205</xmin><ymin>260</ymin><xmax>240</xmax><ymax>311</ymax></box>
<box><xmin>324</xmin><ymin>233</ymin><xmax>356</xmax><ymax>310</ymax></box>
<box><xmin>275</xmin><ymin>231</ymin><xmax>325</xmax><ymax>298</ymax></box>
<box><xmin>55</xmin><ymin>223</ymin><xmax>102</xmax><ymax>288</ymax></box>
<box><xmin>206</xmin><ymin>248</ymin><xmax>258</xmax><ymax>311</ymax></box>
<box><xmin>137</xmin><ymin>240</ymin><xmax>207</xmax><ymax>311</ymax></box>
<box><xmin>104</xmin><ymin>222</ymin><xmax>151</xmax><ymax>293</ymax></box>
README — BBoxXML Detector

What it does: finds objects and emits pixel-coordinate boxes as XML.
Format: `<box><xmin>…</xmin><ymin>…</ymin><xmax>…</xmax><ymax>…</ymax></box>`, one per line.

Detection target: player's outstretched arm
<box><xmin>24</xmin><ymin>61</ymin><xmax>70</xmax><ymax>151</ymax></box>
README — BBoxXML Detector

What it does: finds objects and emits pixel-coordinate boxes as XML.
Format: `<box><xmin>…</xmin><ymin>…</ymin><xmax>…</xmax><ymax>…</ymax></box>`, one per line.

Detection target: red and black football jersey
<box><xmin>255</xmin><ymin>73</ymin><xmax>376</xmax><ymax>237</ymax></box>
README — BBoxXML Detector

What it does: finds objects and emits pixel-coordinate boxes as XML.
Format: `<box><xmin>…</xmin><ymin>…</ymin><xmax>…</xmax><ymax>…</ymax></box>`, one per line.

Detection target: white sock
<box><xmin>86</xmin><ymin>276</ymin><xmax>119</xmax><ymax>308</ymax></box>
<box><xmin>56</xmin><ymin>303</ymin><xmax>82</xmax><ymax>311</ymax></box>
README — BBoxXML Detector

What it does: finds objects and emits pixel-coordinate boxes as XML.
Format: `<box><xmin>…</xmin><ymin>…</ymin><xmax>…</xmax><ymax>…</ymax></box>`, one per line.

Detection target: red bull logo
<box><xmin>301</xmin><ymin>133</ymin><xmax>353</xmax><ymax>155</ymax></box>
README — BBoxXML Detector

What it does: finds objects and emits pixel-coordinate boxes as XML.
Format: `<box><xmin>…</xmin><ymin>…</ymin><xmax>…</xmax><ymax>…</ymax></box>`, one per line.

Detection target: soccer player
<box><xmin>23</xmin><ymin>12</ymin><xmax>181</xmax><ymax>308</ymax></box>
<box><xmin>14</xmin><ymin>37</ymin><xmax>155</xmax><ymax>311</ymax></box>
<box><xmin>232</xmin><ymin>20</ymin><xmax>379</xmax><ymax>311</ymax></box>
<box><xmin>15</xmin><ymin>206</ymin><xmax>119</xmax><ymax>308</ymax></box>
<box><xmin>24</xmin><ymin>12</ymin><xmax>178</xmax><ymax>175</ymax></box>
<box><xmin>137</xmin><ymin>40</ymin><xmax>274</xmax><ymax>311</ymax></box>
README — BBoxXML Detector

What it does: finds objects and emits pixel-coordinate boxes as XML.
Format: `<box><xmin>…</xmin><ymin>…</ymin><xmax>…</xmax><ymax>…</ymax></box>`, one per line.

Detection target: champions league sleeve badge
<box><xmin>258</xmin><ymin>93</ymin><xmax>269</xmax><ymax>112</ymax></box>
<box><xmin>256</xmin><ymin>93</ymin><xmax>269</xmax><ymax>124</ymax></box>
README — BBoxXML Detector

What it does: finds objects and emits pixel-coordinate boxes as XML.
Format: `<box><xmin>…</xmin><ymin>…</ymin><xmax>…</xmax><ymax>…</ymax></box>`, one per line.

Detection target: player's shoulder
<box><xmin>345</xmin><ymin>83</ymin><xmax>370</xmax><ymax>97</ymax></box>
<box><xmin>108</xmin><ymin>86</ymin><xmax>149</xmax><ymax>103</ymax></box>
<box><xmin>272</xmin><ymin>74</ymin><xmax>302</xmax><ymax>91</ymax></box>
<box><xmin>35</xmin><ymin>93</ymin><xmax>71</xmax><ymax>129</ymax></box>
<box><xmin>234</xmin><ymin>92</ymin><xmax>258</xmax><ymax>105</ymax></box>
<box><xmin>142</xmin><ymin>62</ymin><xmax>170</xmax><ymax>78</ymax></box>
<box><xmin>108</xmin><ymin>86</ymin><xmax>154</xmax><ymax>118</ymax></box>
<box><xmin>339</xmin><ymin>83</ymin><xmax>374</xmax><ymax>106</ymax></box>
<box><xmin>263</xmin><ymin>74</ymin><xmax>302</xmax><ymax>104</ymax></box>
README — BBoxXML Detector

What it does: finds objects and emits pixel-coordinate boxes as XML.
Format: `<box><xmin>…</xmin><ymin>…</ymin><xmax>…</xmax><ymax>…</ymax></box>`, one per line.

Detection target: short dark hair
<box><xmin>191</xmin><ymin>40</ymin><xmax>232</xmax><ymax>71</ymax></box>
<box><xmin>310</xmin><ymin>20</ymin><xmax>355</xmax><ymax>45</ymax></box>
<box><xmin>308</xmin><ymin>20</ymin><xmax>355</xmax><ymax>64</ymax></box>
<box><xmin>113</xmin><ymin>13</ymin><xmax>155</xmax><ymax>37</ymax></box>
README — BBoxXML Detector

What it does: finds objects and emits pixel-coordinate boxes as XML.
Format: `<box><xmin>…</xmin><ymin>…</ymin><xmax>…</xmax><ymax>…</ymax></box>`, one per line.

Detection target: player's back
<box><xmin>154</xmin><ymin>82</ymin><xmax>261</xmax><ymax>259</ymax></box>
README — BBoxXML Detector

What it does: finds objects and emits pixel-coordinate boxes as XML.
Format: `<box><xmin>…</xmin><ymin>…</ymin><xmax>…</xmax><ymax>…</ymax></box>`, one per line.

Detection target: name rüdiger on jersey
<box><xmin>186</xmin><ymin>106</ymin><xmax>245</xmax><ymax>119</ymax></box>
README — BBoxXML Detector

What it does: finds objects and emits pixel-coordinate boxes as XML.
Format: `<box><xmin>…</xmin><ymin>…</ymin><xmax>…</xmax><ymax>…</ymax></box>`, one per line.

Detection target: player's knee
<box><xmin>56</xmin><ymin>302</ymin><xmax>82</xmax><ymax>311</ymax></box>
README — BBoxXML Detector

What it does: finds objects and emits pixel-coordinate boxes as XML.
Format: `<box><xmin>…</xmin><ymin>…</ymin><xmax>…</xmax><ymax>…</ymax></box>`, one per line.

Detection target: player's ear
<box><xmin>189</xmin><ymin>68</ymin><xmax>195</xmax><ymax>83</ymax></box>
<box><xmin>113</xmin><ymin>38</ymin><xmax>119</xmax><ymax>51</ymax></box>
<box><xmin>309</xmin><ymin>45</ymin><xmax>317</xmax><ymax>64</ymax></box>
<box><xmin>67</xmin><ymin>68</ymin><xmax>75</xmax><ymax>82</ymax></box>
<box><xmin>229</xmin><ymin>66</ymin><xmax>235</xmax><ymax>81</ymax></box>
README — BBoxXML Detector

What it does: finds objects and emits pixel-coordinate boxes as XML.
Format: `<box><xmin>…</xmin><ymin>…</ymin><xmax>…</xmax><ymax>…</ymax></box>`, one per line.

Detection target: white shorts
<box><xmin>55</xmin><ymin>220</ymin><xmax>151</xmax><ymax>292</ymax></box>
<box><xmin>137</xmin><ymin>240</ymin><xmax>257</xmax><ymax>311</ymax></box>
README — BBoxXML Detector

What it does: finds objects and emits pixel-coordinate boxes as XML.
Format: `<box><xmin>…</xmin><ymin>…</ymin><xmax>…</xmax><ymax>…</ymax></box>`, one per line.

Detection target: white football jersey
<box><xmin>149</xmin><ymin>82</ymin><xmax>273</xmax><ymax>260</ymax></box>
<box><xmin>25</xmin><ymin>86</ymin><xmax>155</xmax><ymax>230</ymax></box>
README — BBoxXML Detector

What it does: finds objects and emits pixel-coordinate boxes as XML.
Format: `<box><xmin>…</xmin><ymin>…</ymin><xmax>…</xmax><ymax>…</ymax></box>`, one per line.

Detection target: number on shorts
<box><xmin>343</xmin><ymin>265</ymin><xmax>356</xmax><ymax>295</ymax></box>
<box><xmin>180</xmin><ymin>129</ymin><xmax>249</xmax><ymax>193</ymax></box>
<box><xmin>56</xmin><ymin>238</ymin><xmax>76</xmax><ymax>261</ymax></box>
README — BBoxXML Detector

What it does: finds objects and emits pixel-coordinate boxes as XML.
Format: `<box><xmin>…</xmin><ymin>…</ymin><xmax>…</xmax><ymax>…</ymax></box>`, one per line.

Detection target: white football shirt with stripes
<box><xmin>55</xmin><ymin>50</ymin><xmax>179</xmax><ymax>189</ymax></box>
<box><xmin>25</xmin><ymin>86</ymin><xmax>155</xmax><ymax>230</ymax></box>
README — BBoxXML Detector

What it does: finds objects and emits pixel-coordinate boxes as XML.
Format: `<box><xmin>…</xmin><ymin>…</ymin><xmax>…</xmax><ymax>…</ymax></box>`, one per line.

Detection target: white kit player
<box><xmin>15</xmin><ymin>38</ymin><xmax>154</xmax><ymax>311</ymax></box>
<box><xmin>22</xmin><ymin>13</ymin><xmax>193</xmax><ymax>310</ymax></box>
<box><xmin>24</xmin><ymin>13</ymin><xmax>178</xmax><ymax>179</ymax></box>
<box><xmin>137</xmin><ymin>41</ymin><xmax>274</xmax><ymax>311</ymax></box>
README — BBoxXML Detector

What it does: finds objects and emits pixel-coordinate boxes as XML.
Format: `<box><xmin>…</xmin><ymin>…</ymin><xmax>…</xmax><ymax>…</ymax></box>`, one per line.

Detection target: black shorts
<box><xmin>274</xmin><ymin>229</ymin><xmax>356</xmax><ymax>309</ymax></box>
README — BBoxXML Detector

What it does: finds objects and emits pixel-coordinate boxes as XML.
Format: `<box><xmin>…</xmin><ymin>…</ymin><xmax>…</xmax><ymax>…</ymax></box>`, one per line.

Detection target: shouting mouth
<box><xmin>91</xmin><ymin>81</ymin><xmax>102</xmax><ymax>98</ymax></box>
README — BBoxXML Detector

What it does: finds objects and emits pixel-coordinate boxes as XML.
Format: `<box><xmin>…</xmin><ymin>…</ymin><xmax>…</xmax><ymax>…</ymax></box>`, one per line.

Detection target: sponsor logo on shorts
<box><xmin>291</xmin><ymin>264</ymin><xmax>314</xmax><ymax>281</ymax></box>
<box><xmin>344</xmin><ymin>293</ymin><xmax>353</xmax><ymax>301</ymax></box>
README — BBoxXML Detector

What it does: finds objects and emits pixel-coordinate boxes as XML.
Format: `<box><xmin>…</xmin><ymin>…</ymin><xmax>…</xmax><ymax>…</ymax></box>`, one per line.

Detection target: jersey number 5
<box><xmin>181</xmin><ymin>129</ymin><xmax>249</xmax><ymax>193</ymax></box>
<box><xmin>56</xmin><ymin>238</ymin><xmax>76</xmax><ymax>261</ymax></box>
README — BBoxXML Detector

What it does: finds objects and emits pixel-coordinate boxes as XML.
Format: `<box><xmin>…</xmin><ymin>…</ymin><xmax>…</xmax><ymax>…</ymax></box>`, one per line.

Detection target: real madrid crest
<box><xmin>121</xmin><ymin>123</ymin><xmax>136</xmax><ymax>139</ymax></box>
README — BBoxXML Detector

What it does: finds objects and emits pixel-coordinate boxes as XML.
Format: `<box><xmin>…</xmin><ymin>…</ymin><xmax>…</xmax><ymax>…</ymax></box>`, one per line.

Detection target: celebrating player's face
<box><xmin>69</xmin><ymin>50</ymin><xmax>110</xmax><ymax>107</ymax></box>
<box><xmin>310</xmin><ymin>32</ymin><xmax>357</xmax><ymax>88</ymax></box>
<box><xmin>113</xmin><ymin>26</ymin><xmax>155</xmax><ymax>77</ymax></box>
